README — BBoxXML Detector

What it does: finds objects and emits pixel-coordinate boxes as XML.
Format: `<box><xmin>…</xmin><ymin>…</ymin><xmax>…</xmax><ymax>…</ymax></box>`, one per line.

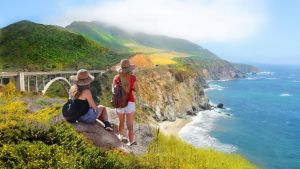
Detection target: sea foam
<box><xmin>257</xmin><ymin>71</ymin><xmax>274</xmax><ymax>75</ymax></box>
<box><xmin>280</xmin><ymin>93</ymin><xmax>292</xmax><ymax>97</ymax></box>
<box><xmin>179</xmin><ymin>109</ymin><xmax>237</xmax><ymax>153</ymax></box>
<box><xmin>266</xmin><ymin>77</ymin><xmax>280</xmax><ymax>80</ymax></box>
<box><xmin>205</xmin><ymin>84</ymin><xmax>225</xmax><ymax>91</ymax></box>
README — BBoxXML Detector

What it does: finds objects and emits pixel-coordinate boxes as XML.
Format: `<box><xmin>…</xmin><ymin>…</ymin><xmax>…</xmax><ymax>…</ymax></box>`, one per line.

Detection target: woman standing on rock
<box><xmin>68</xmin><ymin>69</ymin><xmax>113</xmax><ymax>131</ymax></box>
<box><xmin>113</xmin><ymin>59</ymin><xmax>138</xmax><ymax>146</ymax></box>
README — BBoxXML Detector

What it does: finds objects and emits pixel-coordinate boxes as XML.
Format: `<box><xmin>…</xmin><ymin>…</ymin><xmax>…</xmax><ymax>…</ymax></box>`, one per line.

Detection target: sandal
<box><xmin>104</xmin><ymin>121</ymin><xmax>113</xmax><ymax>131</ymax></box>
<box><xmin>127</xmin><ymin>141</ymin><xmax>137</xmax><ymax>146</ymax></box>
<box><xmin>117</xmin><ymin>134</ymin><xmax>128</xmax><ymax>142</ymax></box>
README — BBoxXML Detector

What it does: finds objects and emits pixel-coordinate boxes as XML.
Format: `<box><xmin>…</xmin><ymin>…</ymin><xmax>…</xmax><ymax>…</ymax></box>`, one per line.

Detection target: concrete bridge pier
<box><xmin>35</xmin><ymin>76</ymin><xmax>39</xmax><ymax>92</ymax></box>
<box><xmin>27</xmin><ymin>76</ymin><xmax>30</xmax><ymax>92</ymax></box>
<box><xmin>42</xmin><ymin>76</ymin><xmax>46</xmax><ymax>88</ymax></box>
<box><xmin>16</xmin><ymin>72</ymin><xmax>25</xmax><ymax>92</ymax></box>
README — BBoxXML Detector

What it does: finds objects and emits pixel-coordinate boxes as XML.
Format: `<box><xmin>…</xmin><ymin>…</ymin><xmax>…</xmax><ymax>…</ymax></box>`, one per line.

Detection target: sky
<box><xmin>0</xmin><ymin>0</ymin><xmax>299</xmax><ymax>65</ymax></box>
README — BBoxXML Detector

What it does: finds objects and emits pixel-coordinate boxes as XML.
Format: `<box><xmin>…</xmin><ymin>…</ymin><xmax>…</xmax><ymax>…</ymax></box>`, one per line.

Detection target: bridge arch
<box><xmin>42</xmin><ymin>77</ymin><xmax>71</xmax><ymax>95</ymax></box>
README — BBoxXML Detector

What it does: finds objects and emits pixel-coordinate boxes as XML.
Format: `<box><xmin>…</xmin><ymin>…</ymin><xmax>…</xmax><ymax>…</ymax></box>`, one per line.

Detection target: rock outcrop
<box><xmin>137</xmin><ymin>67</ymin><xmax>210</xmax><ymax>121</ymax></box>
<box><xmin>71</xmin><ymin>108</ymin><xmax>154</xmax><ymax>155</ymax></box>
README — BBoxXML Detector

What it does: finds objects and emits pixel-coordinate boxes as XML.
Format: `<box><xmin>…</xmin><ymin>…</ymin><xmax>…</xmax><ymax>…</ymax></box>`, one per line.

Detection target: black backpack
<box><xmin>62</xmin><ymin>99</ymin><xmax>83</xmax><ymax>122</ymax></box>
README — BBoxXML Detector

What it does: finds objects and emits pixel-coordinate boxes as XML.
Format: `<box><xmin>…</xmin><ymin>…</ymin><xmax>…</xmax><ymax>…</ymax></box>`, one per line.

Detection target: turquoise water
<box><xmin>180</xmin><ymin>65</ymin><xmax>300</xmax><ymax>169</ymax></box>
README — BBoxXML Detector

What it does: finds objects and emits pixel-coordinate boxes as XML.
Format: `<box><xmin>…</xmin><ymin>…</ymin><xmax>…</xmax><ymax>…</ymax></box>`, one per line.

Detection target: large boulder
<box><xmin>217</xmin><ymin>103</ymin><xmax>224</xmax><ymax>109</ymax></box>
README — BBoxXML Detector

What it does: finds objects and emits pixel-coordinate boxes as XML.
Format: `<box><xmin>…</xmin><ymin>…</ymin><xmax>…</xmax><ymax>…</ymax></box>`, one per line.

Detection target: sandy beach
<box><xmin>158</xmin><ymin>117</ymin><xmax>192</xmax><ymax>136</ymax></box>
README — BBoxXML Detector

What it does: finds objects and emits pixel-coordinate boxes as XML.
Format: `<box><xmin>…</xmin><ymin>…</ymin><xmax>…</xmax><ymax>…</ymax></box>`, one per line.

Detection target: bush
<box><xmin>0</xmin><ymin>101</ymin><xmax>142</xmax><ymax>169</ymax></box>
<box><xmin>0</xmin><ymin>101</ymin><xmax>28</xmax><ymax>114</ymax></box>
<box><xmin>0</xmin><ymin>141</ymin><xmax>78</xmax><ymax>169</ymax></box>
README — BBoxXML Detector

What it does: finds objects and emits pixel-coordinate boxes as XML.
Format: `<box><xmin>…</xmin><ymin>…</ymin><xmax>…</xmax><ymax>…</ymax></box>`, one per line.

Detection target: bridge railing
<box><xmin>0</xmin><ymin>70</ymin><xmax>106</xmax><ymax>92</ymax></box>
<box><xmin>1</xmin><ymin>70</ymin><xmax>105</xmax><ymax>77</ymax></box>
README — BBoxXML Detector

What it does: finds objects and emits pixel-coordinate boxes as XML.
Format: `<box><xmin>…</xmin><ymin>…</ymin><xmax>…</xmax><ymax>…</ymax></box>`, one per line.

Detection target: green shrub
<box><xmin>0</xmin><ymin>101</ymin><xmax>28</xmax><ymax>114</ymax></box>
<box><xmin>0</xmin><ymin>101</ymin><xmax>142</xmax><ymax>169</ymax></box>
<box><xmin>0</xmin><ymin>141</ymin><xmax>78</xmax><ymax>169</ymax></box>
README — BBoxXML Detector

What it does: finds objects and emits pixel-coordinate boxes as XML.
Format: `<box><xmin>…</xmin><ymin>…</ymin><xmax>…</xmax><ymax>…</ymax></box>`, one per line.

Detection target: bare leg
<box><xmin>126</xmin><ymin>112</ymin><xmax>135</xmax><ymax>144</ymax></box>
<box><xmin>117</xmin><ymin>112</ymin><xmax>125</xmax><ymax>136</ymax></box>
<box><xmin>97</xmin><ymin>105</ymin><xmax>108</xmax><ymax>122</ymax></box>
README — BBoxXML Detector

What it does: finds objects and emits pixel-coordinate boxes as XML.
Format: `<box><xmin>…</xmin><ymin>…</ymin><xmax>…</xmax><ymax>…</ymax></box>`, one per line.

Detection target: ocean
<box><xmin>179</xmin><ymin>64</ymin><xmax>300</xmax><ymax>169</ymax></box>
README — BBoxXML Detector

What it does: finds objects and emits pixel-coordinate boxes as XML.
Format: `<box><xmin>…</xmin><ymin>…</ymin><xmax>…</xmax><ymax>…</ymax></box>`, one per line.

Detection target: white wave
<box><xmin>257</xmin><ymin>71</ymin><xmax>274</xmax><ymax>75</ymax></box>
<box><xmin>245</xmin><ymin>76</ymin><xmax>265</xmax><ymax>80</ymax></box>
<box><xmin>280</xmin><ymin>93</ymin><xmax>292</xmax><ymax>97</ymax></box>
<box><xmin>216</xmin><ymin>79</ymin><xmax>231</xmax><ymax>82</ymax></box>
<box><xmin>291</xmin><ymin>80</ymin><xmax>300</xmax><ymax>83</ymax></box>
<box><xmin>266</xmin><ymin>77</ymin><xmax>280</xmax><ymax>80</ymax></box>
<box><xmin>205</xmin><ymin>84</ymin><xmax>225</xmax><ymax>91</ymax></box>
<box><xmin>225</xmin><ymin>107</ymin><xmax>232</xmax><ymax>111</ymax></box>
<box><xmin>209</xmin><ymin>102</ymin><xmax>232</xmax><ymax>112</ymax></box>
<box><xmin>179</xmin><ymin>110</ymin><xmax>237</xmax><ymax>153</ymax></box>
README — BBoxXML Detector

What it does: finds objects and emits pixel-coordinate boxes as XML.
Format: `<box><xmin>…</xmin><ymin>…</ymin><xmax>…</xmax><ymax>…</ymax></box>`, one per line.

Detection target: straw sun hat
<box><xmin>117</xmin><ymin>59</ymin><xmax>135</xmax><ymax>73</ymax></box>
<box><xmin>70</xmin><ymin>69</ymin><xmax>94</xmax><ymax>86</ymax></box>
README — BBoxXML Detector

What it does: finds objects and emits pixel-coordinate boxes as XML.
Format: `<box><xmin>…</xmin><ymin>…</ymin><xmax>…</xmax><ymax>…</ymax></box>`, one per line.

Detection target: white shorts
<box><xmin>116</xmin><ymin>102</ymin><xmax>135</xmax><ymax>114</ymax></box>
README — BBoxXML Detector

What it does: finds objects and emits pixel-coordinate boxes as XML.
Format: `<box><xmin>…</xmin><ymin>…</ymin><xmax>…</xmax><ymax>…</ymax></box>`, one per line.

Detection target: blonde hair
<box><xmin>69</xmin><ymin>84</ymin><xmax>90</xmax><ymax>99</ymax></box>
<box><xmin>119</xmin><ymin>72</ymin><xmax>131</xmax><ymax>93</ymax></box>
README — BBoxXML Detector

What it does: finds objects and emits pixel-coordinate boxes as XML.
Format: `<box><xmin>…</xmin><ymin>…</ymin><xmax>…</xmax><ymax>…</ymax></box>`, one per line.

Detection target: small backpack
<box><xmin>62</xmin><ymin>99</ymin><xmax>82</xmax><ymax>122</ymax></box>
<box><xmin>111</xmin><ymin>78</ymin><xmax>129</xmax><ymax>108</ymax></box>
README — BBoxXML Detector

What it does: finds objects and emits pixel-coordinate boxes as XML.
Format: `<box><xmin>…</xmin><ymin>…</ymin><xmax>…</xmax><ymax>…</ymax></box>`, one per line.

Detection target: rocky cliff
<box><xmin>136</xmin><ymin>67</ymin><xmax>210</xmax><ymax>121</ymax></box>
<box><xmin>233</xmin><ymin>63</ymin><xmax>259</xmax><ymax>74</ymax></box>
<box><xmin>178</xmin><ymin>56</ymin><xmax>247</xmax><ymax>80</ymax></box>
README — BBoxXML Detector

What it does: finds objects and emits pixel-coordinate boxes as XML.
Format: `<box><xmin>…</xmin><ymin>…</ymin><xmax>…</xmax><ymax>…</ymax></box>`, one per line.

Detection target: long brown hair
<box><xmin>69</xmin><ymin>84</ymin><xmax>90</xmax><ymax>99</ymax></box>
<box><xmin>119</xmin><ymin>72</ymin><xmax>131</xmax><ymax>93</ymax></box>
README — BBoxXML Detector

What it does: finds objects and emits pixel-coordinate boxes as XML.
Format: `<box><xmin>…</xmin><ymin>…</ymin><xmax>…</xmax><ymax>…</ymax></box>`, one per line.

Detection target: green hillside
<box><xmin>66</xmin><ymin>21</ymin><xmax>132</xmax><ymax>53</ymax></box>
<box><xmin>0</xmin><ymin>20</ymin><xmax>128</xmax><ymax>71</ymax></box>
<box><xmin>66</xmin><ymin>21</ymin><xmax>216</xmax><ymax>55</ymax></box>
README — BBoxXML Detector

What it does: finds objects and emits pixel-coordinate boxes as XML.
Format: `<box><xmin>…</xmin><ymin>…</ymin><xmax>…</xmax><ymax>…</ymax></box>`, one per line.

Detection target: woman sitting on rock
<box><xmin>113</xmin><ymin>59</ymin><xmax>139</xmax><ymax>146</ymax></box>
<box><xmin>69</xmin><ymin>69</ymin><xmax>113</xmax><ymax>131</ymax></box>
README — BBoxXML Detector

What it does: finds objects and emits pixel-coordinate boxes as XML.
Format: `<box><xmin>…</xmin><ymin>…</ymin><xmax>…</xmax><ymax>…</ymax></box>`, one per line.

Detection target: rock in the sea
<box><xmin>217</xmin><ymin>103</ymin><xmax>224</xmax><ymax>109</ymax></box>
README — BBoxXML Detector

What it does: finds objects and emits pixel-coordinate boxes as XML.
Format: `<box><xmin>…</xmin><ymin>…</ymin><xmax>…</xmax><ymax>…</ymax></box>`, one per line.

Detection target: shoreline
<box><xmin>159</xmin><ymin>108</ymin><xmax>238</xmax><ymax>153</ymax></box>
<box><xmin>158</xmin><ymin>117</ymin><xmax>192</xmax><ymax>136</ymax></box>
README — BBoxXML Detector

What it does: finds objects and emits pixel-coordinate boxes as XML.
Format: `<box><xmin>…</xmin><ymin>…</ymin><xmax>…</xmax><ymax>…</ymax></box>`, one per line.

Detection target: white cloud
<box><xmin>54</xmin><ymin>0</ymin><xmax>268</xmax><ymax>43</ymax></box>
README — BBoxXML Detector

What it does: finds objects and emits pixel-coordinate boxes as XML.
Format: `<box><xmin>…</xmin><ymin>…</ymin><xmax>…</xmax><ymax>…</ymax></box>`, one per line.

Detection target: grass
<box><xmin>124</xmin><ymin>43</ymin><xmax>164</xmax><ymax>54</ymax></box>
<box><xmin>142</xmin><ymin>132</ymin><xmax>258</xmax><ymax>169</ymax></box>
<box><xmin>147</xmin><ymin>52</ymin><xmax>188</xmax><ymax>65</ymax></box>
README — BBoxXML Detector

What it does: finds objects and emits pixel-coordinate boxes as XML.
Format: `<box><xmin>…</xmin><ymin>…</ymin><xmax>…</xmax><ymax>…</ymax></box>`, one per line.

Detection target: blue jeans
<box><xmin>78</xmin><ymin>108</ymin><xmax>99</xmax><ymax>123</ymax></box>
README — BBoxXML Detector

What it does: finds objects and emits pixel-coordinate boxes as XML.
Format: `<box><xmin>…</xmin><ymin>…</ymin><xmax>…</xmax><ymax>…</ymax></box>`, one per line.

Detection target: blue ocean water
<box><xmin>180</xmin><ymin>65</ymin><xmax>300</xmax><ymax>169</ymax></box>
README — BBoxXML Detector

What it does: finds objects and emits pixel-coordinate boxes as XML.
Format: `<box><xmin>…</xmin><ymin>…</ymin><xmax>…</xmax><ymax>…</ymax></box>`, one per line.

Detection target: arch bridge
<box><xmin>0</xmin><ymin>70</ymin><xmax>105</xmax><ymax>95</ymax></box>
